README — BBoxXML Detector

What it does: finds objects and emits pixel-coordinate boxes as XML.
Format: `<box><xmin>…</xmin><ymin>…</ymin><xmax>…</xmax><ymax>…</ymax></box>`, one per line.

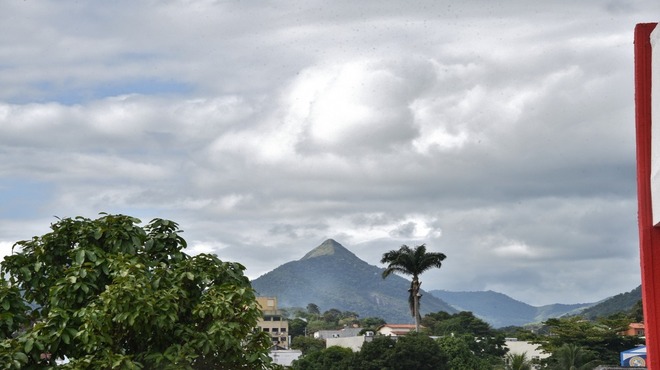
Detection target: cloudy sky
<box><xmin>1</xmin><ymin>1</ymin><xmax>658</xmax><ymax>307</ymax></box>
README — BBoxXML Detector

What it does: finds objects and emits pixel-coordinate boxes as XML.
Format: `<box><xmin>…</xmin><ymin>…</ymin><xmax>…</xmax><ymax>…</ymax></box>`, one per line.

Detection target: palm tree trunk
<box><xmin>413</xmin><ymin>277</ymin><xmax>420</xmax><ymax>332</ymax></box>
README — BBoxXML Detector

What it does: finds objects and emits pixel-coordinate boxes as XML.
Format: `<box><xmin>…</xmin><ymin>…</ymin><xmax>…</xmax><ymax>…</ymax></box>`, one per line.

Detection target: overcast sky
<box><xmin>1</xmin><ymin>1</ymin><xmax>658</xmax><ymax>307</ymax></box>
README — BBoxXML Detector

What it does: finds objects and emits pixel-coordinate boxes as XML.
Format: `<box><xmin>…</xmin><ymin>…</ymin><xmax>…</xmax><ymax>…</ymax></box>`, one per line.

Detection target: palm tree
<box><xmin>381</xmin><ymin>244</ymin><xmax>446</xmax><ymax>332</ymax></box>
<box><xmin>552</xmin><ymin>343</ymin><xmax>598</xmax><ymax>370</ymax></box>
<box><xmin>504</xmin><ymin>352</ymin><xmax>532</xmax><ymax>370</ymax></box>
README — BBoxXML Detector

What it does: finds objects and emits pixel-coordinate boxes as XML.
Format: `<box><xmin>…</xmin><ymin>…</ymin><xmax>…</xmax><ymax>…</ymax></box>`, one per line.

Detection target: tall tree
<box><xmin>381</xmin><ymin>244</ymin><xmax>446</xmax><ymax>331</ymax></box>
<box><xmin>0</xmin><ymin>214</ymin><xmax>274</xmax><ymax>369</ymax></box>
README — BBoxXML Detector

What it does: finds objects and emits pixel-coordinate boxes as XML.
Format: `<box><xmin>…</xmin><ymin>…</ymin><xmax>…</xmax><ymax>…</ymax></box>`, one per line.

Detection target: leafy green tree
<box><xmin>497</xmin><ymin>326</ymin><xmax>540</xmax><ymax>342</ymax></box>
<box><xmin>0</xmin><ymin>214</ymin><xmax>274</xmax><ymax>369</ymax></box>
<box><xmin>436</xmin><ymin>335</ymin><xmax>491</xmax><ymax>370</ymax></box>
<box><xmin>423</xmin><ymin>311</ymin><xmax>491</xmax><ymax>336</ymax></box>
<box><xmin>388</xmin><ymin>332</ymin><xmax>449</xmax><ymax>370</ymax></box>
<box><xmin>353</xmin><ymin>336</ymin><xmax>396</xmax><ymax>370</ymax></box>
<box><xmin>289</xmin><ymin>318</ymin><xmax>308</xmax><ymax>338</ymax></box>
<box><xmin>630</xmin><ymin>299</ymin><xmax>644</xmax><ymax>322</ymax></box>
<box><xmin>290</xmin><ymin>346</ymin><xmax>354</xmax><ymax>370</ymax></box>
<box><xmin>290</xmin><ymin>336</ymin><xmax>326</xmax><ymax>355</ymax></box>
<box><xmin>358</xmin><ymin>317</ymin><xmax>386</xmax><ymax>335</ymax></box>
<box><xmin>305</xmin><ymin>319</ymin><xmax>336</xmax><ymax>333</ymax></box>
<box><xmin>423</xmin><ymin>311</ymin><xmax>507</xmax><ymax>362</ymax></box>
<box><xmin>381</xmin><ymin>244</ymin><xmax>446</xmax><ymax>332</ymax></box>
<box><xmin>322</xmin><ymin>308</ymin><xmax>343</xmax><ymax>325</ymax></box>
<box><xmin>360</xmin><ymin>316</ymin><xmax>386</xmax><ymax>328</ymax></box>
<box><xmin>306</xmin><ymin>303</ymin><xmax>320</xmax><ymax>316</ymax></box>
<box><xmin>538</xmin><ymin>316</ymin><xmax>642</xmax><ymax>365</ymax></box>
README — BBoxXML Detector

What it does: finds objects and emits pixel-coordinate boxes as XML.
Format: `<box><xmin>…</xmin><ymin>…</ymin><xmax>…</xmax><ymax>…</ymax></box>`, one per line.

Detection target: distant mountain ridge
<box><xmin>579</xmin><ymin>285</ymin><xmax>642</xmax><ymax>319</ymax></box>
<box><xmin>251</xmin><ymin>239</ymin><xmax>456</xmax><ymax>323</ymax></box>
<box><xmin>429</xmin><ymin>287</ymin><xmax>642</xmax><ymax>328</ymax></box>
<box><xmin>251</xmin><ymin>239</ymin><xmax>639</xmax><ymax>328</ymax></box>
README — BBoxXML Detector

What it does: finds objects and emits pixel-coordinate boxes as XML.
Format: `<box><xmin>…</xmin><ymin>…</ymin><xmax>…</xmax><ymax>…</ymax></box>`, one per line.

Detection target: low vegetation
<box><xmin>287</xmin><ymin>301</ymin><xmax>644</xmax><ymax>369</ymax></box>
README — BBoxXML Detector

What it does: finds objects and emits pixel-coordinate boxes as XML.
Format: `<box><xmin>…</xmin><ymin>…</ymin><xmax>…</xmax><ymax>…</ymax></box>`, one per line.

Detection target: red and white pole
<box><xmin>635</xmin><ymin>22</ymin><xmax>659</xmax><ymax>369</ymax></box>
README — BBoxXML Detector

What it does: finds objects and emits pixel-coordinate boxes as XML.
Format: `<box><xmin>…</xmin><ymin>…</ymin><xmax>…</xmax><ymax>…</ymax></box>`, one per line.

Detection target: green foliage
<box><xmin>290</xmin><ymin>336</ymin><xmax>326</xmax><ymax>355</ymax></box>
<box><xmin>295</xmin><ymin>333</ymin><xmax>450</xmax><ymax>370</ymax></box>
<box><xmin>630</xmin><ymin>299</ymin><xmax>644</xmax><ymax>322</ymax></box>
<box><xmin>436</xmin><ymin>335</ymin><xmax>491</xmax><ymax>370</ymax></box>
<box><xmin>381</xmin><ymin>244</ymin><xmax>446</xmax><ymax>330</ymax></box>
<box><xmin>0</xmin><ymin>214</ymin><xmax>274</xmax><ymax>369</ymax></box>
<box><xmin>423</xmin><ymin>311</ymin><xmax>491</xmax><ymax>336</ymax></box>
<box><xmin>502</xmin><ymin>352</ymin><xmax>532</xmax><ymax>370</ymax></box>
<box><xmin>289</xmin><ymin>318</ymin><xmax>308</xmax><ymax>338</ymax></box>
<box><xmin>538</xmin><ymin>316</ymin><xmax>643</xmax><ymax>366</ymax></box>
<box><xmin>579</xmin><ymin>285</ymin><xmax>641</xmax><ymax>320</ymax></box>
<box><xmin>548</xmin><ymin>343</ymin><xmax>598</xmax><ymax>370</ymax></box>
<box><xmin>497</xmin><ymin>326</ymin><xmax>540</xmax><ymax>341</ymax></box>
<box><xmin>358</xmin><ymin>316</ymin><xmax>386</xmax><ymax>334</ymax></box>
<box><xmin>0</xmin><ymin>280</ymin><xmax>29</xmax><ymax>341</ymax></box>
<box><xmin>422</xmin><ymin>311</ymin><xmax>508</xmax><ymax>362</ymax></box>
<box><xmin>290</xmin><ymin>346</ymin><xmax>354</xmax><ymax>370</ymax></box>
<box><xmin>283</xmin><ymin>303</ymin><xmax>377</xmax><ymax>337</ymax></box>
<box><xmin>388</xmin><ymin>332</ymin><xmax>448</xmax><ymax>370</ymax></box>
<box><xmin>306</xmin><ymin>303</ymin><xmax>320</xmax><ymax>316</ymax></box>
<box><xmin>352</xmin><ymin>336</ymin><xmax>396</xmax><ymax>370</ymax></box>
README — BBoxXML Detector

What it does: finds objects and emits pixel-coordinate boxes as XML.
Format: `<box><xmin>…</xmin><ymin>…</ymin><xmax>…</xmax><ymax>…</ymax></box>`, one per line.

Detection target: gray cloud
<box><xmin>0</xmin><ymin>0</ymin><xmax>657</xmax><ymax>306</ymax></box>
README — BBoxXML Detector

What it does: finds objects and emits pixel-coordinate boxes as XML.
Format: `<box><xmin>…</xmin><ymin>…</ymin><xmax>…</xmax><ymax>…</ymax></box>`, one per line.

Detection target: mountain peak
<box><xmin>300</xmin><ymin>239</ymin><xmax>355</xmax><ymax>260</ymax></box>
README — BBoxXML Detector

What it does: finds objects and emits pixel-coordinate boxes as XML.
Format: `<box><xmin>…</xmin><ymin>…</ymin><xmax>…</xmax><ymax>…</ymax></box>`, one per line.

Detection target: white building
<box><xmin>505</xmin><ymin>338</ymin><xmax>549</xmax><ymax>368</ymax></box>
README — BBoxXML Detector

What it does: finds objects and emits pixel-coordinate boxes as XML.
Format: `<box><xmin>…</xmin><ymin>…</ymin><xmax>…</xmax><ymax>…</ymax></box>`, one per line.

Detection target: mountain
<box><xmin>251</xmin><ymin>239</ymin><xmax>457</xmax><ymax>323</ymax></box>
<box><xmin>579</xmin><ymin>285</ymin><xmax>642</xmax><ymax>319</ymax></box>
<box><xmin>429</xmin><ymin>290</ymin><xmax>593</xmax><ymax>328</ymax></box>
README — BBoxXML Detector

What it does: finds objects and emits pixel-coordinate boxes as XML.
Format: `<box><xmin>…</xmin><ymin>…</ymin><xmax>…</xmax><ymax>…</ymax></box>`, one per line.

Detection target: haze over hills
<box><xmin>429</xmin><ymin>290</ymin><xmax>594</xmax><ymax>328</ymax></box>
<box><xmin>251</xmin><ymin>239</ymin><xmax>456</xmax><ymax>323</ymax></box>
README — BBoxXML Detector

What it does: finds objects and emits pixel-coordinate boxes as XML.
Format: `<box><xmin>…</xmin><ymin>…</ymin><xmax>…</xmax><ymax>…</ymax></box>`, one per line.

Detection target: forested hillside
<box><xmin>579</xmin><ymin>285</ymin><xmax>641</xmax><ymax>319</ymax></box>
<box><xmin>251</xmin><ymin>239</ymin><xmax>456</xmax><ymax>323</ymax></box>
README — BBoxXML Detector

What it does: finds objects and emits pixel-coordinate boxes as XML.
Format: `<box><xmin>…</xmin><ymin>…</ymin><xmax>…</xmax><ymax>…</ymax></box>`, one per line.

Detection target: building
<box><xmin>314</xmin><ymin>327</ymin><xmax>363</xmax><ymax>339</ymax></box>
<box><xmin>622</xmin><ymin>323</ymin><xmax>645</xmax><ymax>337</ymax></box>
<box><xmin>256</xmin><ymin>297</ymin><xmax>289</xmax><ymax>349</ymax></box>
<box><xmin>377</xmin><ymin>324</ymin><xmax>420</xmax><ymax>336</ymax></box>
<box><xmin>505</xmin><ymin>338</ymin><xmax>549</xmax><ymax>368</ymax></box>
<box><xmin>326</xmin><ymin>332</ymin><xmax>375</xmax><ymax>351</ymax></box>
<box><xmin>269</xmin><ymin>349</ymin><xmax>302</xmax><ymax>367</ymax></box>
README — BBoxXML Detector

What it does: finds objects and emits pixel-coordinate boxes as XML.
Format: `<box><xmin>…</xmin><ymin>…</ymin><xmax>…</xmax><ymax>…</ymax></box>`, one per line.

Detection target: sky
<box><xmin>1</xmin><ymin>0</ymin><xmax>658</xmax><ymax>307</ymax></box>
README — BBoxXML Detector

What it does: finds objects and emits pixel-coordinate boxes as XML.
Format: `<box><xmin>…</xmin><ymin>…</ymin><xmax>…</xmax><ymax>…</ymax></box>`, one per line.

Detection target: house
<box><xmin>622</xmin><ymin>323</ymin><xmax>645</xmax><ymax>337</ymax></box>
<box><xmin>256</xmin><ymin>297</ymin><xmax>289</xmax><ymax>349</ymax></box>
<box><xmin>314</xmin><ymin>327</ymin><xmax>363</xmax><ymax>339</ymax></box>
<box><xmin>377</xmin><ymin>324</ymin><xmax>420</xmax><ymax>336</ymax></box>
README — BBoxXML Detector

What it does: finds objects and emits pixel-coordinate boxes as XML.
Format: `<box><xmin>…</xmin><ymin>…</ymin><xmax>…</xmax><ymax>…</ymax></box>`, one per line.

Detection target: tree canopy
<box><xmin>0</xmin><ymin>214</ymin><xmax>274</xmax><ymax>369</ymax></box>
<box><xmin>537</xmin><ymin>316</ymin><xmax>643</xmax><ymax>366</ymax></box>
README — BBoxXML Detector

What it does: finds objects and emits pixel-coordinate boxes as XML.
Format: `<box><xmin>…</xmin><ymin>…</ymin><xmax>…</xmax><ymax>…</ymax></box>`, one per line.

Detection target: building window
<box><xmin>272</xmin><ymin>328</ymin><xmax>279</xmax><ymax>333</ymax></box>
<box><xmin>263</xmin><ymin>328</ymin><xmax>269</xmax><ymax>332</ymax></box>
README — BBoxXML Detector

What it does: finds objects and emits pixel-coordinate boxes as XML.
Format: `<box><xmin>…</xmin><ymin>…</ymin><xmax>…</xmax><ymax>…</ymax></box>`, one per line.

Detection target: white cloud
<box><xmin>0</xmin><ymin>0</ymin><xmax>656</xmax><ymax>306</ymax></box>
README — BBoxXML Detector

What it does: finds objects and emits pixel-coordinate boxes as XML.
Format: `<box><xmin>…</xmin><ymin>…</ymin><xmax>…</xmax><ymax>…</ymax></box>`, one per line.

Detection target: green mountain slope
<box><xmin>251</xmin><ymin>239</ymin><xmax>456</xmax><ymax>323</ymax></box>
<box><xmin>579</xmin><ymin>285</ymin><xmax>642</xmax><ymax>319</ymax></box>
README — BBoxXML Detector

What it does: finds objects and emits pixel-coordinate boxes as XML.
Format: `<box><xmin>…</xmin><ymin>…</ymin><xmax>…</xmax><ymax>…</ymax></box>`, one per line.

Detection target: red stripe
<box><xmin>635</xmin><ymin>22</ymin><xmax>658</xmax><ymax>369</ymax></box>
